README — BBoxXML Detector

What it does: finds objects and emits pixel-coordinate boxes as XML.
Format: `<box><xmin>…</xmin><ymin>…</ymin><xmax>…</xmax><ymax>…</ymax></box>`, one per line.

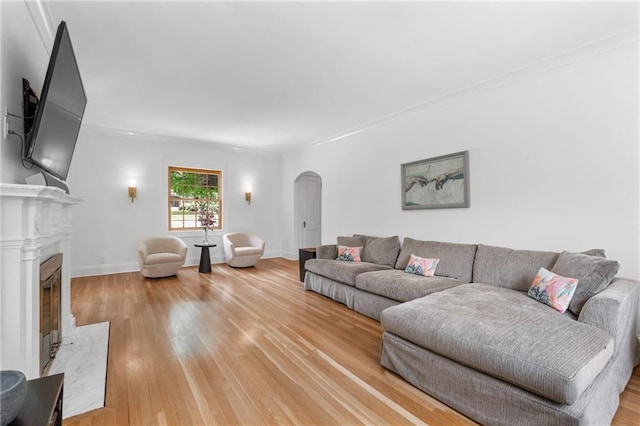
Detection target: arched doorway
<box><xmin>294</xmin><ymin>172</ymin><xmax>322</xmax><ymax>249</ymax></box>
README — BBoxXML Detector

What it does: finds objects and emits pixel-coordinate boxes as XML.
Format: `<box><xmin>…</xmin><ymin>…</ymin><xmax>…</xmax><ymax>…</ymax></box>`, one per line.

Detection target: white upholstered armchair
<box><xmin>137</xmin><ymin>236</ymin><xmax>188</xmax><ymax>278</ymax></box>
<box><xmin>223</xmin><ymin>233</ymin><xmax>265</xmax><ymax>268</ymax></box>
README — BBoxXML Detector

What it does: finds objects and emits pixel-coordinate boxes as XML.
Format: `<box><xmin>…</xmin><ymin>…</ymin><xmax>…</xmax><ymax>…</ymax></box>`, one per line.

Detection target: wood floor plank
<box><xmin>64</xmin><ymin>258</ymin><xmax>639</xmax><ymax>425</ymax></box>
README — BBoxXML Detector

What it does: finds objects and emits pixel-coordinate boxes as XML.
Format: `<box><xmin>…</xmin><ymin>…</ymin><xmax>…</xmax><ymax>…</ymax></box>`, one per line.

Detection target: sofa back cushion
<box><xmin>551</xmin><ymin>251</ymin><xmax>620</xmax><ymax>315</ymax></box>
<box><xmin>395</xmin><ymin>238</ymin><xmax>477</xmax><ymax>283</ymax></box>
<box><xmin>337</xmin><ymin>235</ymin><xmax>365</xmax><ymax>248</ymax></box>
<box><xmin>353</xmin><ymin>235</ymin><xmax>401</xmax><ymax>267</ymax></box>
<box><xmin>473</xmin><ymin>244</ymin><xmax>559</xmax><ymax>291</ymax></box>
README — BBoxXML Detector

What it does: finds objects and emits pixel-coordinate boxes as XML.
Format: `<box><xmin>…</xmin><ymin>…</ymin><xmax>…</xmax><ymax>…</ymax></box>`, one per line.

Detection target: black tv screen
<box><xmin>25</xmin><ymin>21</ymin><xmax>87</xmax><ymax>181</ymax></box>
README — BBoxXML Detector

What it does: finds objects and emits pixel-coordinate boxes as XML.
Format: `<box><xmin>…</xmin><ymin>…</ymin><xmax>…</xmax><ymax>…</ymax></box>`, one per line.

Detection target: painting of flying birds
<box><xmin>401</xmin><ymin>151</ymin><xmax>470</xmax><ymax>210</ymax></box>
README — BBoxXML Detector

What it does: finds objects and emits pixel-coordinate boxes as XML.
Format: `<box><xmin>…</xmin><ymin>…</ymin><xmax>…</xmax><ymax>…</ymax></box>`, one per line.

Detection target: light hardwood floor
<box><xmin>65</xmin><ymin>258</ymin><xmax>639</xmax><ymax>425</ymax></box>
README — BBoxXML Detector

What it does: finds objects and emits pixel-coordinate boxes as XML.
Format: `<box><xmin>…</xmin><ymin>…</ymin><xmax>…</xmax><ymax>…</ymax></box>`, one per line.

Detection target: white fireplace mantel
<box><xmin>0</xmin><ymin>183</ymin><xmax>82</xmax><ymax>378</ymax></box>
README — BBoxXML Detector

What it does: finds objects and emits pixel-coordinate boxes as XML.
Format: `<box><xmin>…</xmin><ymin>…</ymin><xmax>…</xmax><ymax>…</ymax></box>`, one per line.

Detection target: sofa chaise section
<box><xmin>381</xmin><ymin>283</ymin><xmax>614</xmax><ymax>405</ymax></box>
<box><xmin>378</xmin><ymin>242</ymin><xmax>639</xmax><ymax>426</ymax></box>
<box><xmin>380</xmin><ymin>277</ymin><xmax>639</xmax><ymax>426</ymax></box>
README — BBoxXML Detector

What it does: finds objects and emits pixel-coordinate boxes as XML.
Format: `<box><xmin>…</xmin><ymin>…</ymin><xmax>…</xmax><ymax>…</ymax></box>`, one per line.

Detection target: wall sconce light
<box><xmin>128</xmin><ymin>179</ymin><xmax>137</xmax><ymax>203</ymax></box>
<box><xmin>245</xmin><ymin>186</ymin><xmax>252</xmax><ymax>205</ymax></box>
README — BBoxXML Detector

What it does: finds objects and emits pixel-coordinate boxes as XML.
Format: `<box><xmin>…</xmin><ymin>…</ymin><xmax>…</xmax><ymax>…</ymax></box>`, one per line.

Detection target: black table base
<box><xmin>195</xmin><ymin>244</ymin><xmax>217</xmax><ymax>273</ymax></box>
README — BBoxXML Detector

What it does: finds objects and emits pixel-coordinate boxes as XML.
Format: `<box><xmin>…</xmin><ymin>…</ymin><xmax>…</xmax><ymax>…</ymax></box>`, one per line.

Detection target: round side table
<box><xmin>194</xmin><ymin>244</ymin><xmax>217</xmax><ymax>273</ymax></box>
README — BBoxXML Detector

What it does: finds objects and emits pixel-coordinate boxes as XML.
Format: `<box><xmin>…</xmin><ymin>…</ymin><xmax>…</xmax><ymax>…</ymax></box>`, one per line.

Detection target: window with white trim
<box><xmin>168</xmin><ymin>166</ymin><xmax>222</xmax><ymax>231</ymax></box>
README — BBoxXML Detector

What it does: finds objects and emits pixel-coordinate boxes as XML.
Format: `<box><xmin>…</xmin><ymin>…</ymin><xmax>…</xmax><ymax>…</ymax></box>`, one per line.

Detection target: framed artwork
<box><xmin>402</xmin><ymin>151</ymin><xmax>470</xmax><ymax>210</ymax></box>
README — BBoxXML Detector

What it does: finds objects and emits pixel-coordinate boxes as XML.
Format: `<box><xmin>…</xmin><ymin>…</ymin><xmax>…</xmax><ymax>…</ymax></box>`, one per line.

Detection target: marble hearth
<box><xmin>0</xmin><ymin>183</ymin><xmax>81</xmax><ymax>379</ymax></box>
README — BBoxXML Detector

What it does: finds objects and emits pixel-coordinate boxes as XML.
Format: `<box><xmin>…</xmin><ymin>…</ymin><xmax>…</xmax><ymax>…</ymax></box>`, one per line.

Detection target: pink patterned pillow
<box><xmin>404</xmin><ymin>254</ymin><xmax>439</xmax><ymax>277</ymax></box>
<box><xmin>527</xmin><ymin>267</ymin><xmax>578</xmax><ymax>313</ymax></box>
<box><xmin>336</xmin><ymin>245</ymin><xmax>362</xmax><ymax>262</ymax></box>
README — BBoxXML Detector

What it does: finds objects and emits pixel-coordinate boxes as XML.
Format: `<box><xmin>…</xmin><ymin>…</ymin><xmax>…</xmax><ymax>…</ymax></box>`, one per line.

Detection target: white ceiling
<box><xmin>41</xmin><ymin>1</ymin><xmax>638</xmax><ymax>154</ymax></box>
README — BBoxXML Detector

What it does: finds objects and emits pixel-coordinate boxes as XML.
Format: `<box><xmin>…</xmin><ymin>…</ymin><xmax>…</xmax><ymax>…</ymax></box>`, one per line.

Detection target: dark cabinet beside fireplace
<box><xmin>10</xmin><ymin>373</ymin><xmax>64</xmax><ymax>426</ymax></box>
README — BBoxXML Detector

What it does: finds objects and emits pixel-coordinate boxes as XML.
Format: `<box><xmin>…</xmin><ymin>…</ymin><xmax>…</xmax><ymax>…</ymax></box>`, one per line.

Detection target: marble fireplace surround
<box><xmin>0</xmin><ymin>183</ymin><xmax>81</xmax><ymax>379</ymax></box>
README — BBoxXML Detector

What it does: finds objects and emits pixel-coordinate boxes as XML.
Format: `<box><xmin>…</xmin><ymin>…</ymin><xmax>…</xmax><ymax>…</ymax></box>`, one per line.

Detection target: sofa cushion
<box><xmin>527</xmin><ymin>267</ymin><xmax>578</xmax><ymax>313</ymax></box>
<box><xmin>552</xmin><ymin>251</ymin><xmax>620</xmax><ymax>316</ymax></box>
<box><xmin>354</xmin><ymin>235</ymin><xmax>401</xmax><ymax>267</ymax></box>
<box><xmin>355</xmin><ymin>270</ymin><xmax>463</xmax><ymax>302</ymax></box>
<box><xmin>305</xmin><ymin>259</ymin><xmax>391</xmax><ymax>286</ymax></box>
<box><xmin>394</xmin><ymin>238</ymin><xmax>477</xmax><ymax>283</ymax></box>
<box><xmin>473</xmin><ymin>244</ymin><xmax>559</xmax><ymax>291</ymax></box>
<box><xmin>381</xmin><ymin>283</ymin><xmax>614</xmax><ymax>404</ymax></box>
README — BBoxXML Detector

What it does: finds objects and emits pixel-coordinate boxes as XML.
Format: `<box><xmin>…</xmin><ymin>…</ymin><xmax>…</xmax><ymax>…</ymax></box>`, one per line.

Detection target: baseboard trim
<box><xmin>71</xmin><ymin>250</ymin><xmax>288</xmax><ymax>278</ymax></box>
<box><xmin>282</xmin><ymin>251</ymin><xmax>299</xmax><ymax>261</ymax></box>
<box><xmin>72</xmin><ymin>262</ymin><xmax>140</xmax><ymax>278</ymax></box>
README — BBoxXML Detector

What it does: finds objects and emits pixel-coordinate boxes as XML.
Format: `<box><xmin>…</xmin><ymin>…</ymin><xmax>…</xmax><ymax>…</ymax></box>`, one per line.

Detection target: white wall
<box><xmin>1</xmin><ymin>2</ymin><xmax>284</xmax><ymax>277</ymax></box>
<box><xmin>67</xmin><ymin>126</ymin><xmax>283</xmax><ymax>276</ymax></box>
<box><xmin>0</xmin><ymin>1</ymin><xmax>51</xmax><ymax>183</ymax></box>
<box><xmin>282</xmin><ymin>42</ymin><xmax>639</xmax><ymax>280</ymax></box>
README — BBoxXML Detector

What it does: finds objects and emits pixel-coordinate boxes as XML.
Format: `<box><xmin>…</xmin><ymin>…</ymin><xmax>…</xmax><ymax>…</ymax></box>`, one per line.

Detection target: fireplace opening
<box><xmin>40</xmin><ymin>253</ymin><xmax>62</xmax><ymax>374</ymax></box>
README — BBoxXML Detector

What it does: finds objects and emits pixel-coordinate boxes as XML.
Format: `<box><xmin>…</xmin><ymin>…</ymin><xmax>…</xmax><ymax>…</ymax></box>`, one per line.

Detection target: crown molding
<box><xmin>82</xmin><ymin>123</ymin><xmax>283</xmax><ymax>157</ymax></box>
<box><xmin>25</xmin><ymin>0</ymin><xmax>55</xmax><ymax>53</ymax></box>
<box><xmin>297</xmin><ymin>26</ymin><xmax>639</xmax><ymax>154</ymax></box>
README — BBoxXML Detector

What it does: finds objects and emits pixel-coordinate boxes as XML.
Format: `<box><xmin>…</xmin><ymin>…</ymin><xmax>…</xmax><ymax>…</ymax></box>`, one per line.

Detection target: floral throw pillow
<box><xmin>336</xmin><ymin>245</ymin><xmax>363</xmax><ymax>262</ymax></box>
<box><xmin>404</xmin><ymin>254</ymin><xmax>439</xmax><ymax>277</ymax></box>
<box><xmin>527</xmin><ymin>267</ymin><xmax>578</xmax><ymax>313</ymax></box>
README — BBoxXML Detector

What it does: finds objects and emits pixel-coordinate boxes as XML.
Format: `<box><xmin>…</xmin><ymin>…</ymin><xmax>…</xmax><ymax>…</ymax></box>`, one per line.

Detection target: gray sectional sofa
<box><xmin>303</xmin><ymin>235</ymin><xmax>640</xmax><ymax>426</ymax></box>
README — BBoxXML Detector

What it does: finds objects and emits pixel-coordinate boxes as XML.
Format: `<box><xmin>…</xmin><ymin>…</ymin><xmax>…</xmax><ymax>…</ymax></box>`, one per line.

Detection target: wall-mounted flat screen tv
<box><xmin>23</xmin><ymin>20</ymin><xmax>87</xmax><ymax>181</ymax></box>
